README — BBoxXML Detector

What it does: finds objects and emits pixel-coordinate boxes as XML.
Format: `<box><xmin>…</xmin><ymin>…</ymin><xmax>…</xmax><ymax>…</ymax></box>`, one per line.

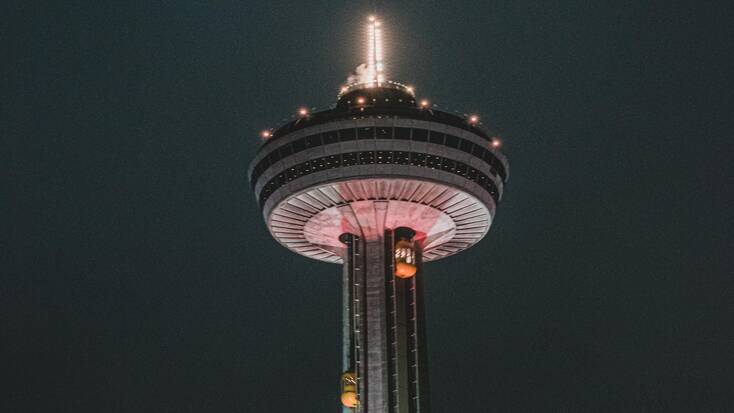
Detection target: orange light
<box><xmin>469</xmin><ymin>115</ymin><xmax>479</xmax><ymax>124</ymax></box>
<box><xmin>340</xmin><ymin>86</ymin><xmax>348</xmax><ymax>93</ymax></box>
<box><xmin>341</xmin><ymin>392</ymin><xmax>359</xmax><ymax>408</ymax></box>
<box><xmin>491</xmin><ymin>139</ymin><xmax>501</xmax><ymax>148</ymax></box>
<box><xmin>419</xmin><ymin>99</ymin><xmax>429</xmax><ymax>108</ymax></box>
<box><xmin>356</xmin><ymin>97</ymin><xmax>365</xmax><ymax>105</ymax></box>
<box><xmin>395</xmin><ymin>262</ymin><xmax>417</xmax><ymax>278</ymax></box>
<box><xmin>260</xmin><ymin>130</ymin><xmax>271</xmax><ymax>139</ymax></box>
<box><xmin>298</xmin><ymin>107</ymin><xmax>309</xmax><ymax>117</ymax></box>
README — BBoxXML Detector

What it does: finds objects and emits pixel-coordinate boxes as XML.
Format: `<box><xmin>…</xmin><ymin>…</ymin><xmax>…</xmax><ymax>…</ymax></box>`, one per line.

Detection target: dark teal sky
<box><xmin>3</xmin><ymin>1</ymin><xmax>732</xmax><ymax>412</ymax></box>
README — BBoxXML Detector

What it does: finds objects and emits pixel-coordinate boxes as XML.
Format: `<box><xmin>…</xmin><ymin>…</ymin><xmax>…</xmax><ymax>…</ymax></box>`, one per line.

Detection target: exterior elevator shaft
<box><xmin>341</xmin><ymin>229</ymin><xmax>430</xmax><ymax>413</ymax></box>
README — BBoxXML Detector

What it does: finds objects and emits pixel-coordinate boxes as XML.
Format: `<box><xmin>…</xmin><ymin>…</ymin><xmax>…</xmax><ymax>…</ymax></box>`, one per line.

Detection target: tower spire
<box><xmin>366</xmin><ymin>15</ymin><xmax>384</xmax><ymax>87</ymax></box>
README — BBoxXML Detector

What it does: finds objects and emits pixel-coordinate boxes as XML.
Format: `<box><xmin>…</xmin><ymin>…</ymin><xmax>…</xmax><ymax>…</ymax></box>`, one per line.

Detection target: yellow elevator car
<box><xmin>394</xmin><ymin>240</ymin><xmax>417</xmax><ymax>278</ymax></box>
<box><xmin>340</xmin><ymin>371</ymin><xmax>359</xmax><ymax>408</ymax></box>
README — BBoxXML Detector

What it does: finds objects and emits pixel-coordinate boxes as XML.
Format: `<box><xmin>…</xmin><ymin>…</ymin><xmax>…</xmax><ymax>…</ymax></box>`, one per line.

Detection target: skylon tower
<box><xmin>249</xmin><ymin>16</ymin><xmax>509</xmax><ymax>413</ymax></box>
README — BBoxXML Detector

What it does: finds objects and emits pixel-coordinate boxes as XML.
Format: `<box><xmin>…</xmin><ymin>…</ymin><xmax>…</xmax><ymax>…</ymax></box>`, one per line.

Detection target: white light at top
<box><xmin>366</xmin><ymin>16</ymin><xmax>385</xmax><ymax>87</ymax></box>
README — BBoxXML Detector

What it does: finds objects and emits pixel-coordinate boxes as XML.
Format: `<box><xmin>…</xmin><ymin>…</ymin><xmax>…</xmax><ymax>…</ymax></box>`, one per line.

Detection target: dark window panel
<box><xmin>278</xmin><ymin>144</ymin><xmax>292</xmax><ymax>159</ymax></box>
<box><xmin>412</xmin><ymin>129</ymin><xmax>428</xmax><ymax>142</ymax></box>
<box><xmin>428</xmin><ymin>131</ymin><xmax>445</xmax><ymax>145</ymax></box>
<box><xmin>323</xmin><ymin>131</ymin><xmax>338</xmax><ymax>144</ymax></box>
<box><xmin>459</xmin><ymin>139</ymin><xmax>474</xmax><ymax>154</ymax></box>
<box><xmin>292</xmin><ymin>139</ymin><xmax>305</xmax><ymax>153</ymax></box>
<box><xmin>395</xmin><ymin>127</ymin><xmax>411</xmax><ymax>139</ymax></box>
<box><xmin>472</xmin><ymin>143</ymin><xmax>484</xmax><ymax>157</ymax></box>
<box><xmin>304</xmin><ymin>134</ymin><xmax>321</xmax><ymax>147</ymax></box>
<box><xmin>376</xmin><ymin>127</ymin><xmax>393</xmax><ymax>139</ymax></box>
<box><xmin>445</xmin><ymin>134</ymin><xmax>459</xmax><ymax>148</ymax></box>
<box><xmin>357</xmin><ymin>127</ymin><xmax>374</xmax><ymax>139</ymax></box>
<box><xmin>253</xmin><ymin>164</ymin><xmax>263</xmax><ymax>179</ymax></box>
<box><xmin>339</xmin><ymin>128</ymin><xmax>356</xmax><ymax>141</ymax></box>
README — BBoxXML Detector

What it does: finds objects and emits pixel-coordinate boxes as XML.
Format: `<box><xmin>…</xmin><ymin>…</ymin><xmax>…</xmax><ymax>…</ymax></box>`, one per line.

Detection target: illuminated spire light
<box><xmin>366</xmin><ymin>16</ymin><xmax>385</xmax><ymax>87</ymax></box>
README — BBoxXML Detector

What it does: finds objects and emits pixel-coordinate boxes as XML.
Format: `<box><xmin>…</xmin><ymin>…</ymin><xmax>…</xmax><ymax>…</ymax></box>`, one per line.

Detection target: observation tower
<box><xmin>248</xmin><ymin>16</ymin><xmax>509</xmax><ymax>413</ymax></box>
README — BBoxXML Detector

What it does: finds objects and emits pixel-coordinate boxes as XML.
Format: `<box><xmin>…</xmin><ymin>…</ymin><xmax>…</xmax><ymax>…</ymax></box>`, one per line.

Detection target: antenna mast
<box><xmin>367</xmin><ymin>15</ymin><xmax>384</xmax><ymax>87</ymax></box>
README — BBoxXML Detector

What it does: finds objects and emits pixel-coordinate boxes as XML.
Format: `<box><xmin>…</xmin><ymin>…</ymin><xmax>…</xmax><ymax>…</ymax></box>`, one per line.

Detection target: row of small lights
<box><xmin>261</xmin><ymin>96</ymin><xmax>501</xmax><ymax>148</ymax></box>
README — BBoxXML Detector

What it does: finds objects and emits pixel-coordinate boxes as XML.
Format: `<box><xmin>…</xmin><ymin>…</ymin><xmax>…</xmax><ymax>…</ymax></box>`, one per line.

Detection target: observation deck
<box><xmin>249</xmin><ymin>84</ymin><xmax>509</xmax><ymax>264</ymax></box>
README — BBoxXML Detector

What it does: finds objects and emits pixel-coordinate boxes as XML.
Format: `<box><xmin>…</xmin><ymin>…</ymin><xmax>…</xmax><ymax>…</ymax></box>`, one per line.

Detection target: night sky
<box><xmin>4</xmin><ymin>1</ymin><xmax>732</xmax><ymax>412</ymax></box>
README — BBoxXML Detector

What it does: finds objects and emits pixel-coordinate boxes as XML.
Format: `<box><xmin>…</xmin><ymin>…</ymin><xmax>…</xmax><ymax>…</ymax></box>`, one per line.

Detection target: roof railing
<box><xmin>337</xmin><ymin>80</ymin><xmax>415</xmax><ymax>99</ymax></box>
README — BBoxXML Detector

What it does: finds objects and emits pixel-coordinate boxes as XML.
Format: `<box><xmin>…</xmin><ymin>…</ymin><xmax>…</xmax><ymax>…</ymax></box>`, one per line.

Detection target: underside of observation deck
<box><xmin>267</xmin><ymin>178</ymin><xmax>493</xmax><ymax>263</ymax></box>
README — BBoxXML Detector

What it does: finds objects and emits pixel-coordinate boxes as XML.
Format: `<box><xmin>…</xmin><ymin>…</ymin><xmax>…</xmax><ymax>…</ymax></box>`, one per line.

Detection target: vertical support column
<box><xmin>362</xmin><ymin>236</ymin><xmax>389</xmax><ymax>413</ymax></box>
<box><xmin>412</xmin><ymin>243</ymin><xmax>431</xmax><ymax>413</ymax></box>
<box><xmin>341</xmin><ymin>234</ymin><xmax>354</xmax><ymax>374</ymax></box>
<box><xmin>389</xmin><ymin>228</ymin><xmax>411</xmax><ymax>413</ymax></box>
<box><xmin>340</xmin><ymin>233</ymin><xmax>364</xmax><ymax>413</ymax></box>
